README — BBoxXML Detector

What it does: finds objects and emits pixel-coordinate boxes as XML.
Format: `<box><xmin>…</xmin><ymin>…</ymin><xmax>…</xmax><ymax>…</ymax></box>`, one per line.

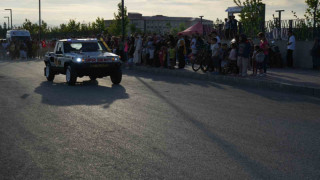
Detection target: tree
<box><xmin>304</xmin><ymin>0</ymin><xmax>320</xmax><ymax>34</ymax></box>
<box><xmin>129</xmin><ymin>23</ymin><xmax>137</xmax><ymax>34</ymax></box>
<box><xmin>214</xmin><ymin>18</ymin><xmax>223</xmax><ymax>29</ymax></box>
<box><xmin>0</xmin><ymin>25</ymin><xmax>6</xmax><ymax>38</ymax></box>
<box><xmin>92</xmin><ymin>17</ymin><xmax>106</xmax><ymax>34</ymax></box>
<box><xmin>179</xmin><ymin>23</ymin><xmax>186</xmax><ymax>31</ymax></box>
<box><xmin>107</xmin><ymin>2</ymin><xmax>129</xmax><ymax>36</ymax></box>
<box><xmin>170</xmin><ymin>27</ymin><xmax>179</xmax><ymax>35</ymax></box>
<box><xmin>233</xmin><ymin>0</ymin><xmax>265</xmax><ymax>36</ymax></box>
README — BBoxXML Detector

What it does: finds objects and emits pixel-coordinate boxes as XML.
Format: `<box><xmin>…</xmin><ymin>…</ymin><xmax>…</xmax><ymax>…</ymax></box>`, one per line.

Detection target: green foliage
<box><xmin>233</xmin><ymin>0</ymin><xmax>264</xmax><ymax>36</ymax></box>
<box><xmin>129</xmin><ymin>23</ymin><xmax>137</xmax><ymax>34</ymax></box>
<box><xmin>304</xmin><ymin>0</ymin><xmax>320</xmax><ymax>26</ymax></box>
<box><xmin>178</xmin><ymin>23</ymin><xmax>186</xmax><ymax>31</ymax></box>
<box><xmin>214</xmin><ymin>18</ymin><xmax>223</xmax><ymax>29</ymax></box>
<box><xmin>17</xmin><ymin>17</ymin><xmax>108</xmax><ymax>39</ymax></box>
<box><xmin>93</xmin><ymin>17</ymin><xmax>106</xmax><ymax>33</ymax></box>
<box><xmin>0</xmin><ymin>25</ymin><xmax>7</xmax><ymax>38</ymax></box>
<box><xmin>170</xmin><ymin>27</ymin><xmax>179</xmax><ymax>35</ymax></box>
<box><xmin>166</xmin><ymin>22</ymin><xmax>171</xmax><ymax>29</ymax></box>
<box><xmin>107</xmin><ymin>2</ymin><xmax>129</xmax><ymax>36</ymax></box>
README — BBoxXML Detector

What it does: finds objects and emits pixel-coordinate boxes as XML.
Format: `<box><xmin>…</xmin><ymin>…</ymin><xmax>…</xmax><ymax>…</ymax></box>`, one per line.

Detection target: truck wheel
<box><xmin>89</xmin><ymin>76</ymin><xmax>97</xmax><ymax>81</ymax></box>
<box><xmin>110</xmin><ymin>69</ymin><xmax>122</xmax><ymax>84</ymax></box>
<box><xmin>66</xmin><ymin>65</ymin><xmax>77</xmax><ymax>86</ymax></box>
<box><xmin>45</xmin><ymin>63</ymin><xmax>55</xmax><ymax>81</ymax></box>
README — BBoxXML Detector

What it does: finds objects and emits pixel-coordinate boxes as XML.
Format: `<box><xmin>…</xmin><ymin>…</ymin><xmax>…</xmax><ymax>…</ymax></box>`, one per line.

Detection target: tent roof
<box><xmin>178</xmin><ymin>22</ymin><xmax>203</xmax><ymax>36</ymax></box>
<box><xmin>225</xmin><ymin>6</ymin><xmax>243</xmax><ymax>13</ymax></box>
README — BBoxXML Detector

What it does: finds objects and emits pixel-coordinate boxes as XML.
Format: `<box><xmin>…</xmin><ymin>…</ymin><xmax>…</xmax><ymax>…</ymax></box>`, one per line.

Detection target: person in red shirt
<box><xmin>258</xmin><ymin>32</ymin><xmax>269</xmax><ymax>75</ymax></box>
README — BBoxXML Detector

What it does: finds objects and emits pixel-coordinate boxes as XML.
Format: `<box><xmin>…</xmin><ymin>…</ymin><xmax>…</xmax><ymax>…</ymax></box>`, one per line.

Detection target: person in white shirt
<box><xmin>133</xmin><ymin>35</ymin><xmax>142</xmax><ymax>64</ymax></box>
<box><xmin>210</xmin><ymin>38</ymin><xmax>220</xmax><ymax>73</ymax></box>
<box><xmin>190</xmin><ymin>35</ymin><xmax>197</xmax><ymax>54</ymax></box>
<box><xmin>287</xmin><ymin>30</ymin><xmax>295</xmax><ymax>67</ymax></box>
<box><xmin>211</xmin><ymin>31</ymin><xmax>221</xmax><ymax>44</ymax></box>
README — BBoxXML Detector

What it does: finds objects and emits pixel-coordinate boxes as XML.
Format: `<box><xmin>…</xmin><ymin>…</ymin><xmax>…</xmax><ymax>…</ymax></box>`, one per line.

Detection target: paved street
<box><xmin>0</xmin><ymin>59</ymin><xmax>320</xmax><ymax>180</ymax></box>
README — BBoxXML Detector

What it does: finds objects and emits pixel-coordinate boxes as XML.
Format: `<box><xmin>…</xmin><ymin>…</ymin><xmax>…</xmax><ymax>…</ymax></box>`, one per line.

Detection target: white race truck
<box><xmin>44</xmin><ymin>39</ymin><xmax>122</xmax><ymax>85</ymax></box>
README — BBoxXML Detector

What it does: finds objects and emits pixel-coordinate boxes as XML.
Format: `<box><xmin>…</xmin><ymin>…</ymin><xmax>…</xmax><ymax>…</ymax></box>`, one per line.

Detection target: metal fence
<box><xmin>215</xmin><ymin>19</ymin><xmax>320</xmax><ymax>41</ymax></box>
<box><xmin>265</xmin><ymin>19</ymin><xmax>320</xmax><ymax>41</ymax></box>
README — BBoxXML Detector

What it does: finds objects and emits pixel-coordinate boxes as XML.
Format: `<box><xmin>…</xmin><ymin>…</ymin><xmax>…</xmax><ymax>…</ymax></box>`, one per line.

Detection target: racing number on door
<box><xmin>54</xmin><ymin>58</ymin><xmax>61</xmax><ymax>66</ymax></box>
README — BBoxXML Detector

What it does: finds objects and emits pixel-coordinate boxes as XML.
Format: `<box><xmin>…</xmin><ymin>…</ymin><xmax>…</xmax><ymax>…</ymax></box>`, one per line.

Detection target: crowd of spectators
<box><xmin>1</xmin><ymin>27</ymin><xmax>319</xmax><ymax>74</ymax></box>
<box><xmin>0</xmin><ymin>39</ymin><xmax>55</xmax><ymax>60</ymax></box>
<box><xmin>102</xmin><ymin>31</ymin><xmax>274</xmax><ymax>77</ymax></box>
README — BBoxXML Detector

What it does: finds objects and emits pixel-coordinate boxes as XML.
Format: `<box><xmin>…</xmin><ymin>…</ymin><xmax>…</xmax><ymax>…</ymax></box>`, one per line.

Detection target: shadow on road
<box><xmin>0</xmin><ymin>59</ymin><xmax>42</xmax><ymax>63</ymax></box>
<box><xmin>125</xmin><ymin>69</ymin><xmax>320</xmax><ymax>104</ymax></box>
<box><xmin>34</xmin><ymin>81</ymin><xmax>129</xmax><ymax>108</ymax></box>
<box><xmin>135</xmin><ymin>76</ymin><xmax>283</xmax><ymax>179</ymax></box>
<box><xmin>124</xmin><ymin>70</ymin><xmax>226</xmax><ymax>90</ymax></box>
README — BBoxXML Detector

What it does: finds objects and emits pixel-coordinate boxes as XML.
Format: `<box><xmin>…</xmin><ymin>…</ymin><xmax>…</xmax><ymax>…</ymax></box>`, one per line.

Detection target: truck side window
<box><xmin>56</xmin><ymin>43</ymin><xmax>63</xmax><ymax>54</ymax></box>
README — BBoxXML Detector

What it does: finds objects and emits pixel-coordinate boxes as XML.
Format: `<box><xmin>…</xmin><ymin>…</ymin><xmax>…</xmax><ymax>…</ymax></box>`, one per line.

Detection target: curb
<box><xmin>131</xmin><ymin>66</ymin><xmax>320</xmax><ymax>98</ymax></box>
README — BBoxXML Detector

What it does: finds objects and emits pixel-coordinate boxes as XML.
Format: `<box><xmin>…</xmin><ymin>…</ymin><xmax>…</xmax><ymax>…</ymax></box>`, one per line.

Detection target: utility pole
<box><xmin>39</xmin><ymin>0</ymin><xmax>41</xmax><ymax>42</ymax></box>
<box><xmin>121</xmin><ymin>0</ymin><xmax>125</xmax><ymax>43</ymax></box>
<box><xmin>4</xmin><ymin>9</ymin><xmax>12</xmax><ymax>29</ymax></box>
<box><xmin>275</xmin><ymin>10</ymin><xmax>284</xmax><ymax>40</ymax></box>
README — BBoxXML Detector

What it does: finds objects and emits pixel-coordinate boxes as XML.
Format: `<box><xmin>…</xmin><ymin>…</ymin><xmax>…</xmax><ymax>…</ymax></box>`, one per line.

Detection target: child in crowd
<box><xmin>220</xmin><ymin>43</ymin><xmax>229</xmax><ymax>74</ymax></box>
<box><xmin>252</xmin><ymin>45</ymin><xmax>265</xmax><ymax>76</ymax></box>
<box><xmin>228</xmin><ymin>43</ymin><xmax>238</xmax><ymax>75</ymax></box>
<box><xmin>159</xmin><ymin>46</ymin><xmax>166</xmax><ymax>67</ymax></box>
<box><xmin>167</xmin><ymin>43</ymin><xmax>176</xmax><ymax>69</ymax></box>
<box><xmin>211</xmin><ymin>38</ymin><xmax>220</xmax><ymax>74</ymax></box>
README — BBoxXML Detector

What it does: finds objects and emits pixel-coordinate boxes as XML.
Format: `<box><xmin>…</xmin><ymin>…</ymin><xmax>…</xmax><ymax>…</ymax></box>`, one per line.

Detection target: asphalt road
<box><xmin>0</xmin><ymin>59</ymin><xmax>320</xmax><ymax>180</ymax></box>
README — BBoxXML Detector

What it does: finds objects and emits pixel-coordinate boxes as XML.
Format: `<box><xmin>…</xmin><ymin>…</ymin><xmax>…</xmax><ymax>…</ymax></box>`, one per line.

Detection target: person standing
<box><xmin>177</xmin><ymin>34</ymin><xmax>186</xmax><ymax>69</ymax></box>
<box><xmin>311</xmin><ymin>38</ymin><xmax>320</xmax><ymax>70</ymax></box>
<box><xmin>258</xmin><ymin>32</ymin><xmax>269</xmax><ymax>75</ymax></box>
<box><xmin>237</xmin><ymin>34</ymin><xmax>251</xmax><ymax>77</ymax></box>
<box><xmin>127</xmin><ymin>37</ymin><xmax>135</xmax><ymax>67</ymax></box>
<box><xmin>287</xmin><ymin>30</ymin><xmax>296</xmax><ymax>68</ymax></box>
<box><xmin>210</xmin><ymin>38</ymin><xmax>220</xmax><ymax>73</ymax></box>
<box><xmin>211</xmin><ymin>31</ymin><xmax>221</xmax><ymax>44</ymax></box>
<box><xmin>190</xmin><ymin>34</ymin><xmax>197</xmax><ymax>55</ymax></box>
<box><xmin>230</xmin><ymin>16</ymin><xmax>238</xmax><ymax>39</ymax></box>
<box><xmin>224</xmin><ymin>18</ymin><xmax>230</xmax><ymax>39</ymax></box>
<box><xmin>133</xmin><ymin>35</ymin><xmax>142</xmax><ymax>65</ymax></box>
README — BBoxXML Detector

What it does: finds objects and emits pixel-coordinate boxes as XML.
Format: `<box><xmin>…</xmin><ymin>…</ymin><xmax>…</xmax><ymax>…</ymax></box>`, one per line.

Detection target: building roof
<box><xmin>128</xmin><ymin>12</ymin><xmax>213</xmax><ymax>22</ymax></box>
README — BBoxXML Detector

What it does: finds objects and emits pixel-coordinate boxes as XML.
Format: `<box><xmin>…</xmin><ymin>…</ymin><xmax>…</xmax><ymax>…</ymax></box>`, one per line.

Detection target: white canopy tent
<box><xmin>225</xmin><ymin>6</ymin><xmax>244</xmax><ymax>16</ymax></box>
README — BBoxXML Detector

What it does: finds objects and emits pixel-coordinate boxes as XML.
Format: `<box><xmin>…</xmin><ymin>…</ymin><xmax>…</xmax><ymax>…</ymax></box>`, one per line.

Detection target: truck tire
<box><xmin>89</xmin><ymin>76</ymin><xmax>97</xmax><ymax>81</ymax></box>
<box><xmin>66</xmin><ymin>65</ymin><xmax>77</xmax><ymax>86</ymax></box>
<box><xmin>45</xmin><ymin>63</ymin><xmax>55</xmax><ymax>81</ymax></box>
<box><xmin>110</xmin><ymin>69</ymin><xmax>122</xmax><ymax>85</ymax></box>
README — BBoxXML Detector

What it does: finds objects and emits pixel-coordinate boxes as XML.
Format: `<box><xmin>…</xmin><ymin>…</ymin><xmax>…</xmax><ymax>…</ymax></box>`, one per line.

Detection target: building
<box><xmin>105</xmin><ymin>12</ymin><xmax>213</xmax><ymax>34</ymax></box>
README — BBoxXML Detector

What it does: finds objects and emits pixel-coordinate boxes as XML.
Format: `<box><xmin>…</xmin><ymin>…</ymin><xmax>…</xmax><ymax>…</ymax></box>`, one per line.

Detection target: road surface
<box><xmin>0</xmin><ymin>59</ymin><xmax>319</xmax><ymax>179</ymax></box>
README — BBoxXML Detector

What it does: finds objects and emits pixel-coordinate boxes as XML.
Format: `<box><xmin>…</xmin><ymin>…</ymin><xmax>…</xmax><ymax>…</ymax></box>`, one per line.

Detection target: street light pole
<box><xmin>121</xmin><ymin>0</ymin><xmax>125</xmax><ymax>43</ymax></box>
<box><xmin>4</xmin><ymin>16</ymin><xmax>9</xmax><ymax>30</ymax></box>
<box><xmin>199</xmin><ymin>16</ymin><xmax>204</xmax><ymax>35</ymax></box>
<box><xmin>275</xmin><ymin>10</ymin><xmax>284</xmax><ymax>40</ymax></box>
<box><xmin>314</xmin><ymin>0</ymin><xmax>319</xmax><ymax>37</ymax></box>
<box><xmin>4</xmin><ymin>9</ymin><xmax>12</xmax><ymax>29</ymax></box>
<box><xmin>39</xmin><ymin>0</ymin><xmax>41</xmax><ymax>42</ymax></box>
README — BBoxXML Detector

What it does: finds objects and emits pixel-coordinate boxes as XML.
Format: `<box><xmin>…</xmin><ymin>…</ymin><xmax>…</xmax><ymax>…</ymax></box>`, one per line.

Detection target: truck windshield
<box><xmin>11</xmin><ymin>36</ymin><xmax>30</xmax><ymax>42</ymax></box>
<box><xmin>64</xmin><ymin>42</ymin><xmax>103</xmax><ymax>53</ymax></box>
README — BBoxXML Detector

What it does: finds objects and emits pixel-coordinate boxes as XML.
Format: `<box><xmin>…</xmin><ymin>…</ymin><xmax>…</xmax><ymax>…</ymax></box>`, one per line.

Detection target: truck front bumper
<box><xmin>73</xmin><ymin>62</ymin><xmax>122</xmax><ymax>77</ymax></box>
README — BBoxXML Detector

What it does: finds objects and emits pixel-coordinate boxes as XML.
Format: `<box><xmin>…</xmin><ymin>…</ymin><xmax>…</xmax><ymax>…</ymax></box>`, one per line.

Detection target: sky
<box><xmin>0</xmin><ymin>0</ymin><xmax>307</xmax><ymax>27</ymax></box>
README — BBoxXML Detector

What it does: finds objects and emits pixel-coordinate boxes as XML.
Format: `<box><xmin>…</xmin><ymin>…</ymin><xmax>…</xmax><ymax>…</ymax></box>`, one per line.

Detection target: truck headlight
<box><xmin>76</xmin><ymin>58</ymin><xmax>82</xmax><ymax>62</ymax></box>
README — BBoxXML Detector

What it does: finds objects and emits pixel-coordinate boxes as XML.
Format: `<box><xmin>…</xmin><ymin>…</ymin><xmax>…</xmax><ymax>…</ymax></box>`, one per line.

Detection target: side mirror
<box><xmin>56</xmin><ymin>50</ymin><xmax>63</xmax><ymax>54</ymax></box>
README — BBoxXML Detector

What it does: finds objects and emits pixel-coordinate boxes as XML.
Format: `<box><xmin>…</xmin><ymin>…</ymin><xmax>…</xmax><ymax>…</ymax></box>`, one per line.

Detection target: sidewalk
<box><xmin>132</xmin><ymin>65</ymin><xmax>320</xmax><ymax>98</ymax></box>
